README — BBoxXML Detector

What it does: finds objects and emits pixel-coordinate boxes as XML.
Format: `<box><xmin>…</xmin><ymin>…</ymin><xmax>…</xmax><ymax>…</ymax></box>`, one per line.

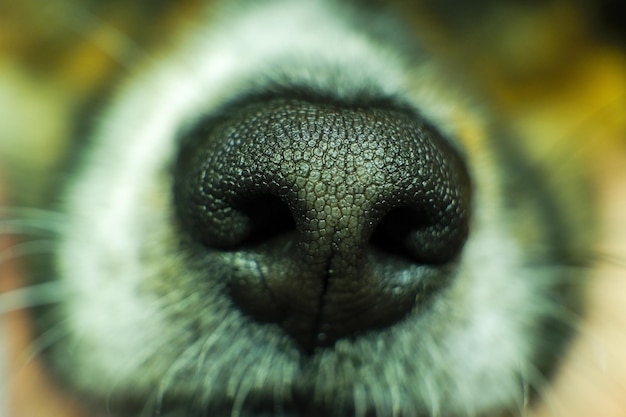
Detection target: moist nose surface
<box><xmin>175</xmin><ymin>96</ymin><xmax>471</xmax><ymax>351</ymax></box>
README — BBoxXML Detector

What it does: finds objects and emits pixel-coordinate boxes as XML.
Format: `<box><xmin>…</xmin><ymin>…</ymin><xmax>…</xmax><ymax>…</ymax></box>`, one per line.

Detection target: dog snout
<box><xmin>175</xmin><ymin>95</ymin><xmax>471</xmax><ymax>351</ymax></box>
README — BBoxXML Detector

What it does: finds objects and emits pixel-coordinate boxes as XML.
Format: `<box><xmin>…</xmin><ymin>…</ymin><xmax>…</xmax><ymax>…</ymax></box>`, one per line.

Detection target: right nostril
<box><xmin>370</xmin><ymin>202</ymin><xmax>468</xmax><ymax>265</ymax></box>
<box><xmin>370</xmin><ymin>206</ymin><xmax>428</xmax><ymax>263</ymax></box>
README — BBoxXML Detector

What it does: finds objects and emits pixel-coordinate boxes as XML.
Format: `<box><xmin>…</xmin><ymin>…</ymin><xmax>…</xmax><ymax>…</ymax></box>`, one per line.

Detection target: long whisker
<box><xmin>25</xmin><ymin>2</ymin><xmax>153</xmax><ymax>72</ymax></box>
<box><xmin>0</xmin><ymin>207</ymin><xmax>66</xmax><ymax>220</ymax></box>
<box><xmin>0</xmin><ymin>221</ymin><xmax>64</xmax><ymax>236</ymax></box>
<box><xmin>66</xmin><ymin>8</ymin><xmax>150</xmax><ymax>71</ymax></box>
<box><xmin>586</xmin><ymin>251</ymin><xmax>626</xmax><ymax>269</ymax></box>
<box><xmin>13</xmin><ymin>317</ymin><xmax>70</xmax><ymax>372</ymax></box>
<box><xmin>0</xmin><ymin>239</ymin><xmax>57</xmax><ymax>266</ymax></box>
<box><xmin>0</xmin><ymin>207</ymin><xmax>67</xmax><ymax>235</ymax></box>
<box><xmin>533</xmin><ymin>92</ymin><xmax>625</xmax><ymax>173</ymax></box>
<box><xmin>522</xmin><ymin>360</ymin><xmax>568</xmax><ymax>417</ymax></box>
<box><xmin>0</xmin><ymin>281</ymin><xmax>67</xmax><ymax>315</ymax></box>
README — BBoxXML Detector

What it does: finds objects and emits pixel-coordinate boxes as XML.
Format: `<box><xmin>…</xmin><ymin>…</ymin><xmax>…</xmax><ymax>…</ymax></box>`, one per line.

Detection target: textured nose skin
<box><xmin>175</xmin><ymin>96</ymin><xmax>470</xmax><ymax>351</ymax></box>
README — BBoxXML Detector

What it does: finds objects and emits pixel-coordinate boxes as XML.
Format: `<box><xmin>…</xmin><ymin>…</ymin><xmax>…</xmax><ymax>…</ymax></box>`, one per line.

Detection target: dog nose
<box><xmin>175</xmin><ymin>95</ymin><xmax>471</xmax><ymax>352</ymax></box>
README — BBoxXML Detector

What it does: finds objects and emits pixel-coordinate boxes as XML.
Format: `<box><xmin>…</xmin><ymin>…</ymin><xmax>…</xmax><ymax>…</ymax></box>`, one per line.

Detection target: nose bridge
<box><xmin>231</xmin><ymin>99</ymin><xmax>442</xmax><ymax>274</ymax></box>
<box><xmin>270</xmin><ymin>108</ymin><xmax>402</xmax><ymax>256</ymax></box>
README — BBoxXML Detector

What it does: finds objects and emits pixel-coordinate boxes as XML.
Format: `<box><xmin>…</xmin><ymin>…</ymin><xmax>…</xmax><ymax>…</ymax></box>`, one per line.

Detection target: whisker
<box><xmin>586</xmin><ymin>251</ymin><xmax>626</xmax><ymax>269</ymax></box>
<box><xmin>533</xmin><ymin>93</ymin><xmax>625</xmax><ymax>173</ymax></box>
<box><xmin>13</xmin><ymin>317</ymin><xmax>70</xmax><ymax>371</ymax></box>
<box><xmin>151</xmin><ymin>337</ymin><xmax>205</xmax><ymax>417</ymax></box>
<box><xmin>0</xmin><ymin>281</ymin><xmax>67</xmax><ymax>315</ymax></box>
<box><xmin>68</xmin><ymin>8</ymin><xmax>150</xmax><ymax>71</ymax></box>
<box><xmin>28</xmin><ymin>2</ymin><xmax>154</xmax><ymax>73</ymax></box>
<box><xmin>0</xmin><ymin>206</ymin><xmax>66</xmax><ymax>220</ymax></box>
<box><xmin>102</xmin><ymin>321</ymin><xmax>178</xmax><ymax>417</ymax></box>
<box><xmin>0</xmin><ymin>207</ymin><xmax>67</xmax><ymax>238</ymax></box>
<box><xmin>0</xmin><ymin>239</ymin><xmax>57</xmax><ymax>265</ymax></box>
<box><xmin>521</xmin><ymin>360</ymin><xmax>568</xmax><ymax>417</ymax></box>
<box><xmin>0</xmin><ymin>219</ymin><xmax>65</xmax><ymax>235</ymax></box>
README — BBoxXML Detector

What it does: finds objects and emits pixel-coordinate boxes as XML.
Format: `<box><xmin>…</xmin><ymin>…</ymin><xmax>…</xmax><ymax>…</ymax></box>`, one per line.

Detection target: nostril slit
<box><xmin>370</xmin><ymin>206</ymin><xmax>428</xmax><ymax>263</ymax></box>
<box><xmin>237</xmin><ymin>194</ymin><xmax>296</xmax><ymax>247</ymax></box>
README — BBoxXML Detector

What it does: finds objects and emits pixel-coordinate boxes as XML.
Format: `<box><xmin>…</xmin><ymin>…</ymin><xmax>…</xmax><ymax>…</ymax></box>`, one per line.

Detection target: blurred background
<box><xmin>0</xmin><ymin>0</ymin><xmax>625</xmax><ymax>202</ymax></box>
<box><xmin>1</xmin><ymin>0</ymin><xmax>625</xmax><ymax>202</ymax></box>
<box><xmin>0</xmin><ymin>1</ymin><xmax>625</xmax><ymax>416</ymax></box>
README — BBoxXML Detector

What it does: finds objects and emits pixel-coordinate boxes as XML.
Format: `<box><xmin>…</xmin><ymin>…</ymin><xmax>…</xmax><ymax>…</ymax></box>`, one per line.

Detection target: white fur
<box><xmin>57</xmin><ymin>0</ymin><xmax>553</xmax><ymax>414</ymax></box>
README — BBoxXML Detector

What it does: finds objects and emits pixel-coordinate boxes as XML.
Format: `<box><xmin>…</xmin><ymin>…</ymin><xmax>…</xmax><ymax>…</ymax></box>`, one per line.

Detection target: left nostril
<box><xmin>234</xmin><ymin>194</ymin><xmax>296</xmax><ymax>247</ymax></box>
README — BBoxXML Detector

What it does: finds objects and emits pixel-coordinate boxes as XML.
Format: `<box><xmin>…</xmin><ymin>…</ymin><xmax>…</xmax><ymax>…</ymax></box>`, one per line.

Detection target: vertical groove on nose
<box><xmin>174</xmin><ymin>94</ymin><xmax>471</xmax><ymax>350</ymax></box>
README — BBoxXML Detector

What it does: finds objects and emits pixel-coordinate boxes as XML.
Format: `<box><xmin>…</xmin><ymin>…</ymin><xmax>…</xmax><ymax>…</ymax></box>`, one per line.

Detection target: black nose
<box><xmin>175</xmin><ymin>95</ymin><xmax>471</xmax><ymax>352</ymax></box>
